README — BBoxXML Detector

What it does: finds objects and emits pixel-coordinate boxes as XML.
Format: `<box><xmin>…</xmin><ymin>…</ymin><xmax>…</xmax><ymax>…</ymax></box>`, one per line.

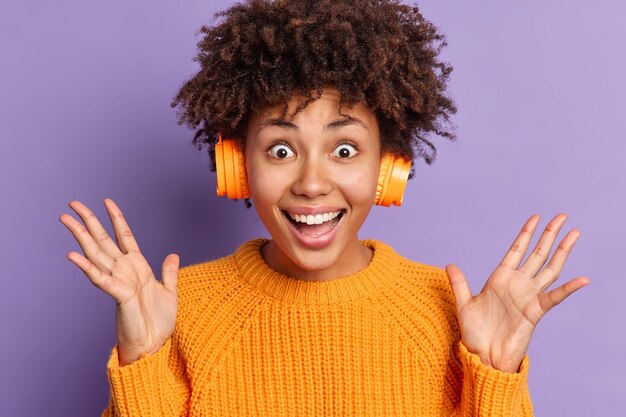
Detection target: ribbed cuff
<box><xmin>105</xmin><ymin>338</ymin><xmax>173</xmax><ymax>417</ymax></box>
<box><xmin>459</xmin><ymin>341</ymin><xmax>530</xmax><ymax>416</ymax></box>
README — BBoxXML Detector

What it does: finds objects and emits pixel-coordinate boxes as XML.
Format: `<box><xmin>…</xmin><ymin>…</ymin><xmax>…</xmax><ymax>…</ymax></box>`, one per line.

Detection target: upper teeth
<box><xmin>288</xmin><ymin>211</ymin><xmax>342</xmax><ymax>225</ymax></box>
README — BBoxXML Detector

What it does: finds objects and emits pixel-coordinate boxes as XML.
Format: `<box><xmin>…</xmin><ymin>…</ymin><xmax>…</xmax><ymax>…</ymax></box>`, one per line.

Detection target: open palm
<box><xmin>60</xmin><ymin>198</ymin><xmax>179</xmax><ymax>366</ymax></box>
<box><xmin>446</xmin><ymin>214</ymin><xmax>590</xmax><ymax>373</ymax></box>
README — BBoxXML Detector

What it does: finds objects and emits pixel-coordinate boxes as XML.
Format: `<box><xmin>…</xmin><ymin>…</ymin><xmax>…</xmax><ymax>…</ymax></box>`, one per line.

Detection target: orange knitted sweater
<box><xmin>102</xmin><ymin>239</ymin><xmax>534</xmax><ymax>416</ymax></box>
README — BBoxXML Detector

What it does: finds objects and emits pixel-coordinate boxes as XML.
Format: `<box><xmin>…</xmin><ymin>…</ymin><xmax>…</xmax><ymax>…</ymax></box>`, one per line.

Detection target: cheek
<box><xmin>338</xmin><ymin>164</ymin><xmax>379</xmax><ymax>206</ymax></box>
<box><xmin>246</xmin><ymin>162</ymin><xmax>286</xmax><ymax>206</ymax></box>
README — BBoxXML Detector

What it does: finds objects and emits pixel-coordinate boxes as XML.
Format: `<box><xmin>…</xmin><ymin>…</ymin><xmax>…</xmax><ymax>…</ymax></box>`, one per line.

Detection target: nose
<box><xmin>290</xmin><ymin>156</ymin><xmax>333</xmax><ymax>199</ymax></box>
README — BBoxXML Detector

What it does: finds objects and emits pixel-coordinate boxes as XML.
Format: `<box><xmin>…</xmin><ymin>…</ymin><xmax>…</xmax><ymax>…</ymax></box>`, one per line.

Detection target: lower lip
<box><xmin>283</xmin><ymin>212</ymin><xmax>344</xmax><ymax>250</ymax></box>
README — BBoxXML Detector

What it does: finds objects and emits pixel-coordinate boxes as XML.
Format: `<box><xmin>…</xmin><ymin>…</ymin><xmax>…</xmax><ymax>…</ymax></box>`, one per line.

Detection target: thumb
<box><xmin>445</xmin><ymin>264</ymin><xmax>473</xmax><ymax>313</ymax></box>
<box><xmin>161</xmin><ymin>253</ymin><xmax>180</xmax><ymax>294</ymax></box>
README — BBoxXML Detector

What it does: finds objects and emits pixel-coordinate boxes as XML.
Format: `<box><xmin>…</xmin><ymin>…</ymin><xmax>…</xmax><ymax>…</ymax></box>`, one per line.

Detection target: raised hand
<box><xmin>445</xmin><ymin>214</ymin><xmax>590</xmax><ymax>373</ymax></box>
<box><xmin>59</xmin><ymin>199</ymin><xmax>180</xmax><ymax>366</ymax></box>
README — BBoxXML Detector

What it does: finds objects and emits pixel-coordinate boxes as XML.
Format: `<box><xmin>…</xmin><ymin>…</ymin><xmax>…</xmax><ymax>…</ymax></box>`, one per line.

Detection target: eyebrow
<box><xmin>258</xmin><ymin>115</ymin><xmax>369</xmax><ymax>131</ymax></box>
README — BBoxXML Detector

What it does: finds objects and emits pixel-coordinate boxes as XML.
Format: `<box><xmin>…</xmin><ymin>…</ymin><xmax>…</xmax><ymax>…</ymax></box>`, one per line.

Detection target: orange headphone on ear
<box><xmin>214</xmin><ymin>133</ymin><xmax>411</xmax><ymax>207</ymax></box>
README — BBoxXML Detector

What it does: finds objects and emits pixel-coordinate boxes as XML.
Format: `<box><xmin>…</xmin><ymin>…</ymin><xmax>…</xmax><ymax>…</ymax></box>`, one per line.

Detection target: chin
<box><xmin>269</xmin><ymin>227</ymin><xmax>364</xmax><ymax>280</ymax></box>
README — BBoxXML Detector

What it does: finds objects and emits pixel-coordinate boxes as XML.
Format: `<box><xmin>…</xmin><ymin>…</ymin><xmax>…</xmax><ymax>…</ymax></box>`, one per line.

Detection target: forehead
<box><xmin>250</xmin><ymin>87</ymin><xmax>377</xmax><ymax>129</ymax></box>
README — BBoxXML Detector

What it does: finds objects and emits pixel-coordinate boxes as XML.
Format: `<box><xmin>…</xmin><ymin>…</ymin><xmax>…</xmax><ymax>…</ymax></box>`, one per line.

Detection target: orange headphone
<box><xmin>214</xmin><ymin>133</ymin><xmax>411</xmax><ymax>207</ymax></box>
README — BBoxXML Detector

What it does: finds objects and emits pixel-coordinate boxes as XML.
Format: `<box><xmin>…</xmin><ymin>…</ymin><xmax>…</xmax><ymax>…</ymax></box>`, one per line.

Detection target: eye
<box><xmin>331</xmin><ymin>143</ymin><xmax>359</xmax><ymax>158</ymax></box>
<box><xmin>268</xmin><ymin>143</ymin><xmax>295</xmax><ymax>159</ymax></box>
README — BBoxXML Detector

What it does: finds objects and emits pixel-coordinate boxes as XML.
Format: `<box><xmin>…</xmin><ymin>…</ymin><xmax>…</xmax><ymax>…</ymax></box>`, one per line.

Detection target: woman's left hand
<box><xmin>445</xmin><ymin>213</ymin><xmax>590</xmax><ymax>373</ymax></box>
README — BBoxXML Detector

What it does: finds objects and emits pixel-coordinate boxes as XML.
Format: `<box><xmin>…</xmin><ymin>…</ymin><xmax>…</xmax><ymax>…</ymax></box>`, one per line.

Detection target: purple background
<box><xmin>2</xmin><ymin>0</ymin><xmax>624</xmax><ymax>415</ymax></box>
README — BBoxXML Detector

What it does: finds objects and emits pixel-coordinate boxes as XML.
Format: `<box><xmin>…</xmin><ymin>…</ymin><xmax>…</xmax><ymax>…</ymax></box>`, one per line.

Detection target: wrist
<box><xmin>117</xmin><ymin>349</ymin><xmax>140</xmax><ymax>367</ymax></box>
<box><xmin>477</xmin><ymin>353</ymin><xmax>522</xmax><ymax>374</ymax></box>
<box><xmin>117</xmin><ymin>345</ymin><xmax>158</xmax><ymax>367</ymax></box>
<box><xmin>463</xmin><ymin>343</ymin><xmax>522</xmax><ymax>374</ymax></box>
<box><xmin>116</xmin><ymin>335</ymin><xmax>167</xmax><ymax>366</ymax></box>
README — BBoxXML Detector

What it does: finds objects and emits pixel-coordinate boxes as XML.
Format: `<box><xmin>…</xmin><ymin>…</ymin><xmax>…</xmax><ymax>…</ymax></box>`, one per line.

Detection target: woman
<box><xmin>59</xmin><ymin>1</ymin><xmax>589</xmax><ymax>415</ymax></box>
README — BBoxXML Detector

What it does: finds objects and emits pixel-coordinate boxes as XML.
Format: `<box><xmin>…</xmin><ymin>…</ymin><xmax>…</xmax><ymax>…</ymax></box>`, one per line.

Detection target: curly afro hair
<box><xmin>171</xmin><ymin>0</ymin><xmax>456</xmax><ymax>176</ymax></box>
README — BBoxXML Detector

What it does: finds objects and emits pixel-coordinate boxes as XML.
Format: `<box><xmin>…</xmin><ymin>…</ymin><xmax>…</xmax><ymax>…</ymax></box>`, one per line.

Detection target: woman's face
<box><xmin>245</xmin><ymin>87</ymin><xmax>381</xmax><ymax>281</ymax></box>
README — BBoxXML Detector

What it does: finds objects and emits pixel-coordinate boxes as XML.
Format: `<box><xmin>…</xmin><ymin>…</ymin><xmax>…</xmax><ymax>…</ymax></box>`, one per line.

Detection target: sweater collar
<box><xmin>234</xmin><ymin>239</ymin><xmax>400</xmax><ymax>305</ymax></box>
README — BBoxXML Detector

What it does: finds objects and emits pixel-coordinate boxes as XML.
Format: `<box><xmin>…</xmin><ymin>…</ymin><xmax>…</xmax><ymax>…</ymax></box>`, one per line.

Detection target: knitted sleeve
<box><xmin>450</xmin><ymin>341</ymin><xmax>535</xmax><ymax>416</ymax></box>
<box><xmin>100</xmin><ymin>336</ymin><xmax>190</xmax><ymax>417</ymax></box>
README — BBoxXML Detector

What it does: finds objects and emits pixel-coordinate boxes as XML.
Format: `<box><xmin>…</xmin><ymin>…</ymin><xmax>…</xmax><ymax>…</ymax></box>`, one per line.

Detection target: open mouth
<box><xmin>283</xmin><ymin>209</ymin><xmax>345</xmax><ymax>237</ymax></box>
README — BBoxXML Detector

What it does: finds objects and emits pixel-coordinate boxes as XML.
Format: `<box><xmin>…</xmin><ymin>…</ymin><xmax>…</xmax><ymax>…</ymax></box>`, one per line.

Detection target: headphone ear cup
<box><xmin>374</xmin><ymin>154</ymin><xmax>411</xmax><ymax>207</ymax></box>
<box><xmin>215</xmin><ymin>134</ymin><xmax>250</xmax><ymax>199</ymax></box>
<box><xmin>234</xmin><ymin>142</ymin><xmax>250</xmax><ymax>199</ymax></box>
<box><xmin>374</xmin><ymin>155</ymin><xmax>392</xmax><ymax>206</ymax></box>
<box><xmin>215</xmin><ymin>134</ymin><xmax>228</xmax><ymax>197</ymax></box>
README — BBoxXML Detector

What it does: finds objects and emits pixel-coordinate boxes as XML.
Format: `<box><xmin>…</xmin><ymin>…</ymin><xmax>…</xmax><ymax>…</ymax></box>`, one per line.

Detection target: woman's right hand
<box><xmin>59</xmin><ymin>198</ymin><xmax>179</xmax><ymax>366</ymax></box>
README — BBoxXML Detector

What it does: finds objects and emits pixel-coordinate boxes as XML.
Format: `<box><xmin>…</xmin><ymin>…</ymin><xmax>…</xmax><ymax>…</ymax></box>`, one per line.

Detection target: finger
<box><xmin>59</xmin><ymin>212</ymin><xmax>115</xmax><ymax>273</ymax></box>
<box><xmin>445</xmin><ymin>264</ymin><xmax>473</xmax><ymax>314</ymax></box>
<box><xmin>68</xmin><ymin>200</ymin><xmax>124</xmax><ymax>259</ymax></box>
<box><xmin>534</xmin><ymin>229</ymin><xmax>581</xmax><ymax>292</ymax></box>
<box><xmin>539</xmin><ymin>276</ymin><xmax>590</xmax><ymax>314</ymax></box>
<box><xmin>66</xmin><ymin>251</ymin><xmax>116</xmax><ymax>295</ymax></box>
<box><xmin>103</xmin><ymin>198</ymin><xmax>141</xmax><ymax>254</ymax></box>
<box><xmin>520</xmin><ymin>213</ymin><xmax>568</xmax><ymax>277</ymax></box>
<box><xmin>161</xmin><ymin>254</ymin><xmax>180</xmax><ymax>294</ymax></box>
<box><xmin>499</xmin><ymin>214</ymin><xmax>540</xmax><ymax>269</ymax></box>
